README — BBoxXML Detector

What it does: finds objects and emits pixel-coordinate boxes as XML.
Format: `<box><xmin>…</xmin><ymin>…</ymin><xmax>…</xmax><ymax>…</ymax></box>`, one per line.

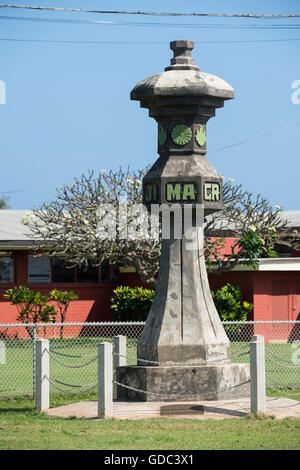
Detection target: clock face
<box><xmin>171</xmin><ymin>124</ymin><xmax>192</xmax><ymax>146</ymax></box>
<box><xmin>158</xmin><ymin>124</ymin><xmax>167</xmax><ymax>146</ymax></box>
<box><xmin>195</xmin><ymin>126</ymin><xmax>206</xmax><ymax>147</ymax></box>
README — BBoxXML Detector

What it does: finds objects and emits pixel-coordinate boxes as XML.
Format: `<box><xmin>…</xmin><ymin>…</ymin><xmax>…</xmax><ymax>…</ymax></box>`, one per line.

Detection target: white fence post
<box><xmin>250</xmin><ymin>334</ymin><xmax>266</xmax><ymax>414</ymax></box>
<box><xmin>113</xmin><ymin>335</ymin><xmax>127</xmax><ymax>400</ymax></box>
<box><xmin>0</xmin><ymin>340</ymin><xmax>5</xmax><ymax>364</ymax></box>
<box><xmin>35</xmin><ymin>339</ymin><xmax>49</xmax><ymax>412</ymax></box>
<box><xmin>98</xmin><ymin>342</ymin><xmax>113</xmax><ymax>419</ymax></box>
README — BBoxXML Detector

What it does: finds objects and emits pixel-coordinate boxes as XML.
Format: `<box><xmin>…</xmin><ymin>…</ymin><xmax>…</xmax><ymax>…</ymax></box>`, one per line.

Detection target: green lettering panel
<box><xmin>166</xmin><ymin>183</ymin><xmax>181</xmax><ymax>201</ymax></box>
<box><xmin>204</xmin><ymin>182</ymin><xmax>220</xmax><ymax>201</ymax></box>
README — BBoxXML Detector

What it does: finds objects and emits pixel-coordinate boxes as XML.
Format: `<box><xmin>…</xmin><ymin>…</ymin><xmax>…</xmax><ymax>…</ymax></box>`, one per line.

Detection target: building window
<box><xmin>52</xmin><ymin>259</ymin><xmax>75</xmax><ymax>283</ymax></box>
<box><xmin>100</xmin><ymin>261</ymin><xmax>119</xmax><ymax>283</ymax></box>
<box><xmin>28</xmin><ymin>256</ymin><xmax>51</xmax><ymax>283</ymax></box>
<box><xmin>77</xmin><ymin>262</ymin><xmax>99</xmax><ymax>283</ymax></box>
<box><xmin>0</xmin><ymin>256</ymin><xmax>14</xmax><ymax>283</ymax></box>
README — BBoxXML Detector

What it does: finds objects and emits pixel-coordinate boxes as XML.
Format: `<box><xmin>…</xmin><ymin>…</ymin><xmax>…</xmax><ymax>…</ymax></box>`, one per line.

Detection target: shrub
<box><xmin>111</xmin><ymin>286</ymin><xmax>155</xmax><ymax>321</ymax></box>
<box><xmin>110</xmin><ymin>283</ymin><xmax>253</xmax><ymax>332</ymax></box>
<box><xmin>211</xmin><ymin>283</ymin><xmax>253</xmax><ymax>322</ymax></box>
<box><xmin>211</xmin><ymin>283</ymin><xmax>253</xmax><ymax>338</ymax></box>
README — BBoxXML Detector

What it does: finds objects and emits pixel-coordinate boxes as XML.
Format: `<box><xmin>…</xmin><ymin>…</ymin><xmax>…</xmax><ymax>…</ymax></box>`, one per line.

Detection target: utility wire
<box><xmin>208</xmin><ymin>122</ymin><xmax>300</xmax><ymax>154</ymax></box>
<box><xmin>1</xmin><ymin>122</ymin><xmax>299</xmax><ymax>196</ymax></box>
<box><xmin>0</xmin><ymin>185</ymin><xmax>60</xmax><ymax>195</ymax></box>
<box><xmin>1</xmin><ymin>15</ymin><xmax>300</xmax><ymax>30</ymax></box>
<box><xmin>0</xmin><ymin>5</ymin><xmax>300</xmax><ymax>18</ymax></box>
<box><xmin>1</xmin><ymin>37</ymin><xmax>300</xmax><ymax>45</ymax></box>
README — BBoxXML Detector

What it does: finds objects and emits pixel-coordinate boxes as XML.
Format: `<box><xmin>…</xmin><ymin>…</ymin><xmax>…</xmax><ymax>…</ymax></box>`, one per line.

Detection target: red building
<box><xmin>0</xmin><ymin>209</ymin><xmax>299</xmax><ymax>325</ymax></box>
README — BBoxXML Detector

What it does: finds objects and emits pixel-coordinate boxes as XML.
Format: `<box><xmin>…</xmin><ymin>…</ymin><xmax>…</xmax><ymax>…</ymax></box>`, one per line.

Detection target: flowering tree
<box><xmin>24</xmin><ymin>168</ymin><xmax>161</xmax><ymax>282</ymax></box>
<box><xmin>23</xmin><ymin>168</ymin><xmax>299</xmax><ymax>282</ymax></box>
<box><xmin>204</xmin><ymin>180</ymin><xmax>299</xmax><ymax>274</ymax></box>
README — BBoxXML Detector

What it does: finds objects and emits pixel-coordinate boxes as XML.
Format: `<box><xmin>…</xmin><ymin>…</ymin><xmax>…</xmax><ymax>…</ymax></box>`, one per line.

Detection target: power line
<box><xmin>0</xmin><ymin>5</ymin><xmax>300</xmax><ymax>18</ymax></box>
<box><xmin>1</xmin><ymin>122</ymin><xmax>299</xmax><ymax>196</ymax></box>
<box><xmin>209</xmin><ymin>122</ymin><xmax>300</xmax><ymax>154</ymax></box>
<box><xmin>0</xmin><ymin>185</ymin><xmax>58</xmax><ymax>195</ymax></box>
<box><xmin>1</xmin><ymin>15</ymin><xmax>300</xmax><ymax>30</ymax></box>
<box><xmin>1</xmin><ymin>37</ymin><xmax>300</xmax><ymax>45</ymax></box>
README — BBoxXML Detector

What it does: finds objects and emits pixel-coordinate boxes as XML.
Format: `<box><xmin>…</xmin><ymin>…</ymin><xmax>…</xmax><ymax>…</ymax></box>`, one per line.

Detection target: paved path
<box><xmin>46</xmin><ymin>397</ymin><xmax>300</xmax><ymax>420</ymax></box>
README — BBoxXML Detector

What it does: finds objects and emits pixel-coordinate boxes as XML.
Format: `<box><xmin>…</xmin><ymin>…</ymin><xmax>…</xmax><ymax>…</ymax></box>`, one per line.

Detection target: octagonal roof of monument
<box><xmin>131</xmin><ymin>40</ymin><xmax>234</xmax><ymax>101</ymax></box>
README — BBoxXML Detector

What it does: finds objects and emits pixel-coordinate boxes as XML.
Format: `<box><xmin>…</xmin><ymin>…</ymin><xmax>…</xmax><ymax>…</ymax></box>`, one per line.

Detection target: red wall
<box><xmin>0</xmin><ymin>251</ymin><xmax>119</xmax><ymax>325</ymax></box>
<box><xmin>208</xmin><ymin>270</ymin><xmax>254</xmax><ymax>317</ymax></box>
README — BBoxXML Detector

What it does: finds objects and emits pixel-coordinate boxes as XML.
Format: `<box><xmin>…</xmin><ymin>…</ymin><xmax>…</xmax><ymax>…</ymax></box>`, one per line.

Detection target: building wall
<box><xmin>253</xmin><ymin>271</ymin><xmax>300</xmax><ymax>322</ymax></box>
<box><xmin>0</xmin><ymin>251</ymin><xmax>119</xmax><ymax>324</ymax></box>
<box><xmin>1</xmin><ymin>251</ymin><xmax>299</xmax><ymax>330</ymax></box>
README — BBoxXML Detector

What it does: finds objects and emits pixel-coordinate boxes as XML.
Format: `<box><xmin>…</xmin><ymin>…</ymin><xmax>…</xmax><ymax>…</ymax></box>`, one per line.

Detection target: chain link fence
<box><xmin>0</xmin><ymin>321</ymin><xmax>299</xmax><ymax>400</ymax></box>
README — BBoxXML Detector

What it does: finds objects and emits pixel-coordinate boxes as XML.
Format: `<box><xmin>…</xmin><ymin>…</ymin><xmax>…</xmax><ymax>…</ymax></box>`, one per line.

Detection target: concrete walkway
<box><xmin>46</xmin><ymin>397</ymin><xmax>300</xmax><ymax>420</ymax></box>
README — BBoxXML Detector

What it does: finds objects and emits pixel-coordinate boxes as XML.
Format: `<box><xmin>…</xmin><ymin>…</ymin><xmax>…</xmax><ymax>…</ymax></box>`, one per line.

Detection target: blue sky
<box><xmin>0</xmin><ymin>0</ymin><xmax>299</xmax><ymax>210</ymax></box>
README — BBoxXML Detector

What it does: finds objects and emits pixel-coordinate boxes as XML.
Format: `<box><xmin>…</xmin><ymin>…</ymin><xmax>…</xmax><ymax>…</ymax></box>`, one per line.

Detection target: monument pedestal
<box><xmin>116</xmin><ymin>363</ymin><xmax>250</xmax><ymax>402</ymax></box>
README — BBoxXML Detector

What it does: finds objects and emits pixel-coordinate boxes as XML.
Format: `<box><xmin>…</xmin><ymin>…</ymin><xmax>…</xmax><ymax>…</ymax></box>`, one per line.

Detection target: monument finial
<box><xmin>165</xmin><ymin>39</ymin><xmax>200</xmax><ymax>71</ymax></box>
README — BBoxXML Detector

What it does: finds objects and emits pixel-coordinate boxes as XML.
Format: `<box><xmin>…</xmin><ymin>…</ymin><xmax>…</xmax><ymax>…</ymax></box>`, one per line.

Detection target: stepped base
<box><xmin>116</xmin><ymin>363</ymin><xmax>250</xmax><ymax>402</ymax></box>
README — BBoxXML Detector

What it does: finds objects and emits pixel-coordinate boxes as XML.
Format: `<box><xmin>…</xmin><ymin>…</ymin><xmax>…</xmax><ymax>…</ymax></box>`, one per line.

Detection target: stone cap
<box><xmin>131</xmin><ymin>40</ymin><xmax>234</xmax><ymax>101</ymax></box>
<box><xmin>165</xmin><ymin>40</ymin><xmax>200</xmax><ymax>71</ymax></box>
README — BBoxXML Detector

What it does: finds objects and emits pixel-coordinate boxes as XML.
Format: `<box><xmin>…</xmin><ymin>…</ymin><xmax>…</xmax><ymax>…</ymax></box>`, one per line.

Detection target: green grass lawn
<box><xmin>0</xmin><ymin>337</ymin><xmax>138</xmax><ymax>398</ymax></box>
<box><xmin>0</xmin><ymin>397</ymin><xmax>299</xmax><ymax>450</ymax></box>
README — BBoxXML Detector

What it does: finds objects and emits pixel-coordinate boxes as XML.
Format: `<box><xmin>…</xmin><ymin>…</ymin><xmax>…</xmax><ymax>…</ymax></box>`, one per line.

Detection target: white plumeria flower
<box><xmin>83</xmin><ymin>219</ymin><xmax>89</xmax><ymax>225</ymax></box>
<box><xmin>275</xmin><ymin>205</ymin><xmax>281</xmax><ymax>209</ymax></box>
<box><xmin>228</xmin><ymin>177</ymin><xmax>234</xmax><ymax>183</ymax></box>
<box><xmin>249</xmin><ymin>225</ymin><xmax>257</xmax><ymax>232</ymax></box>
<box><xmin>41</xmin><ymin>227</ymin><xmax>47</xmax><ymax>232</ymax></box>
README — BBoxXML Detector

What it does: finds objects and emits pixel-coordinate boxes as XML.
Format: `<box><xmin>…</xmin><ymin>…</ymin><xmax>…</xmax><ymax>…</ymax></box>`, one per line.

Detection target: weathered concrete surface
<box><xmin>137</xmin><ymin>226</ymin><xmax>230</xmax><ymax>366</ymax></box>
<box><xmin>45</xmin><ymin>397</ymin><xmax>300</xmax><ymax>420</ymax></box>
<box><xmin>116</xmin><ymin>363</ymin><xmax>250</xmax><ymax>402</ymax></box>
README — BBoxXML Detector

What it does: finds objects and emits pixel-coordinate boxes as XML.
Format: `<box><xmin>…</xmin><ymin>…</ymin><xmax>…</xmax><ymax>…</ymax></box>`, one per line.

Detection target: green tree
<box><xmin>49</xmin><ymin>289</ymin><xmax>78</xmax><ymax>338</ymax></box>
<box><xmin>3</xmin><ymin>286</ymin><xmax>56</xmax><ymax>338</ymax></box>
<box><xmin>0</xmin><ymin>196</ymin><xmax>10</xmax><ymax>209</ymax></box>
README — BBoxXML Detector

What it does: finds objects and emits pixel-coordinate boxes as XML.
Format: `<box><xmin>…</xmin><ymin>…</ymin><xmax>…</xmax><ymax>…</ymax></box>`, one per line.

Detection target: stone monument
<box><xmin>117</xmin><ymin>40</ymin><xmax>250</xmax><ymax>401</ymax></box>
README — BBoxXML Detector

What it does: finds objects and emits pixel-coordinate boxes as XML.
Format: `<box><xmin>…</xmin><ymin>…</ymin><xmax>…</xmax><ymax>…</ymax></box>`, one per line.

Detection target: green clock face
<box><xmin>158</xmin><ymin>124</ymin><xmax>167</xmax><ymax>146</ymax></box>
<box><xmin>171</xmin><ymin>124</ymin><xmax>192</xmax><ymax>146</ymax></box>
<box><xmin>195</xmin><ymin>126</ymin><xmax>206</xmax><ymax>147</ymax></box>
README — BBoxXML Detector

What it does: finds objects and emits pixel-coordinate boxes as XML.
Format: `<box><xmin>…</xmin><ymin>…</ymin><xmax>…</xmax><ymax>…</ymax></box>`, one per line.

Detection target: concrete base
<box><xmin>116</xmin><ymin>363</ymin><xmax>250</xmax><ymax>402</ymax></box>
<box><xmin>45</xmin><ymin>397</ymin><xmax>300</xmax><ymax>420</ymax></box>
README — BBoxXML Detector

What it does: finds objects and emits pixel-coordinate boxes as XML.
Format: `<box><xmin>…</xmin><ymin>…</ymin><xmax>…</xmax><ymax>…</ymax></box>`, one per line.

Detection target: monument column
<box><xmin>117</xmin><ymin>40</ymin><xmax>250</xmax><ymax>401</ymax></box>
